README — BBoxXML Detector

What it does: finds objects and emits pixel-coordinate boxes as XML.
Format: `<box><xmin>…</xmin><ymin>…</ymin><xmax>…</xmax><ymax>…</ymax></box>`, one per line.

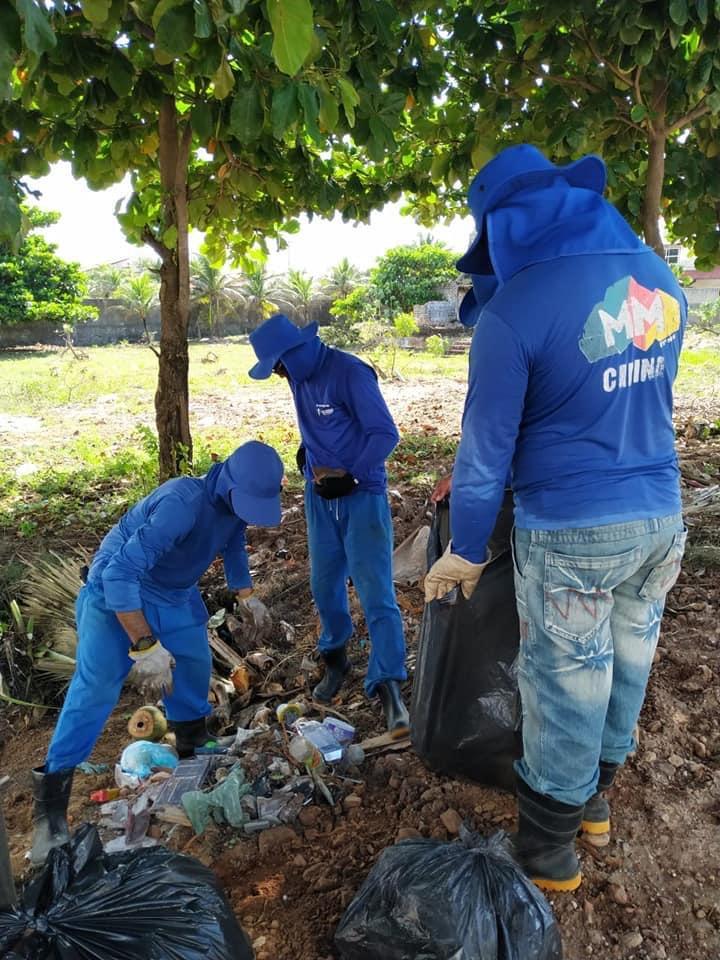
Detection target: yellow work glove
<box><xmin>424</xmin><ymin>542</ymin><xmax>490</xmax><ymax>602</ymax></box>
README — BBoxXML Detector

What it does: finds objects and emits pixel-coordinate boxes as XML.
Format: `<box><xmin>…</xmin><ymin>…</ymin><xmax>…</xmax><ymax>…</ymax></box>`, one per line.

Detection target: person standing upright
<box><xmin>249</xmin><ymin>315</ymin><xmax>409</xmax><ymax>736</ymax></box>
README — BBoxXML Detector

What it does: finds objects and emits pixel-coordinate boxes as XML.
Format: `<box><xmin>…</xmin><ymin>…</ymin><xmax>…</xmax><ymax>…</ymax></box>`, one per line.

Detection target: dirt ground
<box><xmin>1</xmin><ymin>381</ymin><xmax>719</xmax><ymax>960</ymax></box>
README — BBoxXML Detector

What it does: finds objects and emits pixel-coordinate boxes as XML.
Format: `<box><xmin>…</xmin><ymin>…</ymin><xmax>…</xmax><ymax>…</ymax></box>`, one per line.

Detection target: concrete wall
<box><xmin>0</xmin><ymin>298</ymin><xmax>334</xmax><ymax>349</ymax></box>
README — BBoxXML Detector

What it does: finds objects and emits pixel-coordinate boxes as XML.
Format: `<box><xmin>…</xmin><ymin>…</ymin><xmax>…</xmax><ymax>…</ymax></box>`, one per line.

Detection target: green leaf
<box><xmin>267</xmin><ymin>0</ymin><xmax>314</xmax><ymax>76</ymax></box>
<box><xmin>298</xmin><ymin>81</ymin><xmax>321</xmax><ymax>142</ymax></box>
<box><xmin>107</xmin><ymin>49</ymin><xmax>135</xmax><ymax>97</ymax></box>
<box><xmin>669</xmin><ymin>0</ymin><xmax>688</xmax><ymax>25</ymax></box>
<box><xmin>191</xmin><ymin>101</ymin><xmax>213</xmax><ymax>141</ymax></box>
<box><xmin>338</xmin><ymin>76</ymin><xmax>360</xmax><ymax>127</ymax></box>
<box><xmin>271</xmin><ymin>82</ymin><xmax>298</xmax><ymax>138</ymax></box>
<box><xmin>697</xmin><ymin>0</ymin><xmax>708</xmax><ymax>24</ymax></box>
<box><xmin>318</xmin><ymin>85</ymin><xmax>339</xmax><ymax>132</ymax></box>
<box><xmin>630</xmin><ymin>103</ymin><xmax>648</xmax><ymax>122</ymax></box>
<box><xmin>212</xmin><ymin>57</ymin><xmax>234</xmax><ymax>99</ymax></box>
<box><xmin>156</xmin><ymin>2</ymin><xmax>195</xmax><ymax>57</ymax></box>
<box><xmin>163</xmin><ymin>224</ymin><xmax>178</xmax><ymax>249</ymax></box>
<box><xmin>229</xmin><ymin>83</ymin><xmax>264</xmax><ymax>141</ymax></box>
<box><xmin>193</xmin><ymin>0</ymin><xmax>212</xmax><ymax>38</ymax></box>
<box><xmin>15</xmin><ymin>0</ymin><xmax>56</xmax><ymax>55</ymax></box>
<box><xmin>619</xmin><ymin>23</ymin><xmax>643</xmax><ymax>45</ymax></box>
<box><xmin>0</xmin><ymin>172</ymin><xmax>22</xmax><ymax>247</ymax></box>
<box><xmin>0</xmin><ymin>5</ymin><xmax>21</xmax><ymax>100</ymax></box>
<box><xmin>81</xmin><ymin>0</ymin><xmax>112</xmax><ymax>24</ymax></box>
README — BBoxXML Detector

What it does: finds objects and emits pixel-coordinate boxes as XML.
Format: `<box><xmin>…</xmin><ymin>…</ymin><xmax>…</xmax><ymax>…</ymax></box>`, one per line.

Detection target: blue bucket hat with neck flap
<box><xmin>248</xmin><ymin>314</ymin><xmax>319</xmax><ymax>380</ymax></box>
<box><xmin>457</xmin><ymin>144</ymin><xmax>607</xmax><ymax>327</ymax></box>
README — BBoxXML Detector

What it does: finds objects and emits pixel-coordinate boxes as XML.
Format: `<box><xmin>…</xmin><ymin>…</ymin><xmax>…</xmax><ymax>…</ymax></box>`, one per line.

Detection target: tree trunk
<box><xmin>641</xmin><ymin>91</ymin><xmax>667</xmax><ymax>258</ymax></box>
<box><xmin>154</xmin><ymin>95</ymin><xmax>193</xmax><ymax>478</ymax></box>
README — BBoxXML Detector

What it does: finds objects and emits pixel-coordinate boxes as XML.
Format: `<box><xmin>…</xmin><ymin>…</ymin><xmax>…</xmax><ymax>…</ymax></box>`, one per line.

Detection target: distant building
<box><xmin>664</xmin><ymin>244</ymin><xmax>720</xmax><ymax>315</ymax></box>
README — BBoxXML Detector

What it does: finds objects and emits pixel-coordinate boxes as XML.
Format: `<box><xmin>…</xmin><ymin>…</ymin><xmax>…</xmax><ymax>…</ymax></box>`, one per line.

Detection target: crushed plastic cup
<box><xmin>288</xmin><ymin>735</ymin><xmax>324</xmax><ymax>771</ymax></box>
<box><xmin>322</xmin><ymin>717</ymin><xmax>356</xmax><ymax>744</ymax></box>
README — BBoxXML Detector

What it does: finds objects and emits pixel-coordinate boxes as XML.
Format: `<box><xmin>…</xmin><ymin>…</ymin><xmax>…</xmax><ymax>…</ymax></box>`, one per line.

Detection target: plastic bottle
<box><xmin>288</xmin><ymin>735</ymin><xmax>324</xmax><ymax>772</ymax></box>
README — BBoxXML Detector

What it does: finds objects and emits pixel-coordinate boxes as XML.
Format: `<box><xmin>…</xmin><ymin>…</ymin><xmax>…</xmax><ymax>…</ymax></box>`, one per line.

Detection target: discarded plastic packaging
<box><xmin>336</xmin><ymin>744</ymin><xmax>366</xmax><ymax>773</ymax></box>
<box><xmin>103</xmin><ymin>834</ymin><xmax>158</xmax><ymax>854</ymax></box>
<box><xmin>230</xmin><ymin>725</ymin><xmax>266</xmax><ymax>755</ymax></box>
<box><xmin>322</xmin><ymin>717</ymin><xmax>356</xmax><ymax>744</ymax></box>
<box><xmin>118</xmin><ymin>740</ymin><xmax>179</xmax><ymax>783</ymax></box>
<box><xmin>277</xmin><ymin>701</ymin><xmax>306</xmax><ymax>727</ymax></box>
<box><xmin>77</xmin><ymin>761</ymin><xmax>111</xmax><ymax>775</ymax></box>
<box><xmin>293</xmin><ymin>719</ymin><xmax>344</xmax><ymax>762</ymax></box>
<box><xmin>90</xmin><ymin>787</ymin><xmax>120</xmax><ymax>803</ymax></box>
<box><xmin>181</xmin><ymin>763</ymin><xmax>251</xmax><ymax>834</ymax></box>
<box><xmin>289</xmin><ymin>735</ymin><xmax>324</xmax><ymax>771</ymax></box>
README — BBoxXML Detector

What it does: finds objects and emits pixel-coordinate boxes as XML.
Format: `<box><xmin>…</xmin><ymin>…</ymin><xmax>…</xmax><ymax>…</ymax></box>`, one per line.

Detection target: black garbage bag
<box><xmin>411</xmin><ymin>492</ymin><xmax>522</xmax><ymax>790</ymax></box>
<box><xmin>335</xmin><ymin>830</ymin><xmax>562</xmax><ymax>960</ymax></box>
<box><xmin>0</xmin><ymin>824</ymin><xmax>254</xmax><ymax>960</ymax></box>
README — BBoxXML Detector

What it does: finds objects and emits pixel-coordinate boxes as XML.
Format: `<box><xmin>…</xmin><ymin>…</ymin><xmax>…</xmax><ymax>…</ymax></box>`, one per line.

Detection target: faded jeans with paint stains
<box><xmin>512</xmin><ymin>514</ymin><xmax>686</xmax><ymax>807</ymax></box>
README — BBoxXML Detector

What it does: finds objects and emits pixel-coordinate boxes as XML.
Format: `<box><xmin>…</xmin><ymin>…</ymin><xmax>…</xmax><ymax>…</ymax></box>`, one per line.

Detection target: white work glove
<box><xmin>128</xmin><ymin>642</ymin><xmax>175</xmax><ymax>698</ymax></box>
<box><xmin>424</xmin><ymin>542</ymin><xmax>490</xmax><ymax>602</ymax></box>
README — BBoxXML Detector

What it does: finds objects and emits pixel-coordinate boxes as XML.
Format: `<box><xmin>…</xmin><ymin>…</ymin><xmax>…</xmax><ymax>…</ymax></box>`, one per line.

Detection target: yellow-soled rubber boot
<box><xmin>581</xmin><ymin>761</ymin><xmax>619</xmax><ymax>847</ymax></box>
<box><xmin>514</xmin><ymin>777</ymin><xmax>584</xmax><ymax>893</ymax></box>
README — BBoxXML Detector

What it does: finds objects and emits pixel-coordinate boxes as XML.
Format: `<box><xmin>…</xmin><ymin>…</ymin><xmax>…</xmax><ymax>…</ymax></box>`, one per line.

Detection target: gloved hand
<box><xmin>296</xmin><ymin>445</ymin><xmax>306</xmax><ymax>473</ymax></box>
<box><xmin>424</xmin><ymin>542</ymin><xmax>490</xmax><ymax>602</ymax></box>
<box><xmin>128</xmin><ymin>642</ymin><xmax>175</xmax><ymax>698</ymax></box>
<box><xmin>315</xmin><ymin>473</ymin><xmax>358</xmax><ymax>499</ymax></box>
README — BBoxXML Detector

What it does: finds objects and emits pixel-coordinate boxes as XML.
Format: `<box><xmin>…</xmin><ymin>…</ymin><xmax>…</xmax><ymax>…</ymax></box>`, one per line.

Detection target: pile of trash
<box><xmin>87</xmin><ymin>698</ymin><xmax>369</xmax><ymax>853</ymax></box>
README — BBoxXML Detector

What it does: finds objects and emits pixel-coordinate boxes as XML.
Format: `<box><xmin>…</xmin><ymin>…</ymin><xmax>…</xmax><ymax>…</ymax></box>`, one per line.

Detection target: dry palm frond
<box><xmin>19</xmin><ymin>549</ymin><xmax>89</xmax><ymax>673</ymax></box>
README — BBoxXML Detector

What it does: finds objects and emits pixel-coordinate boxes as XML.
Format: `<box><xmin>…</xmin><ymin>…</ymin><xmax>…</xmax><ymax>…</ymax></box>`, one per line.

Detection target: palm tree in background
<box><xmin>321</xmin><ymin>257</ymin><xmax>363</xmax><ymax>300</ymax></box>
<box><xmin>282</xmin><ymin>268</ymin><xmax>319</xmax><ymax>326</ymax></box>
<box><xmin>190</xmin><ymin>254</ymin><xmax>243</xmax><ymax>337</ymax></box>
<box><xmin>85</xmin><ymin>264</ymin><xmax>126</xmax><ymax>300</ymax></box>
<box><xmin>238</xmin><ymin>263</ymin><xmax>287</xmax><ymax>329</ymax></box>
<box><xmin>117</xmin><ymin>273</ymin><xmax>160</xmax><ymax>353</ymax></box>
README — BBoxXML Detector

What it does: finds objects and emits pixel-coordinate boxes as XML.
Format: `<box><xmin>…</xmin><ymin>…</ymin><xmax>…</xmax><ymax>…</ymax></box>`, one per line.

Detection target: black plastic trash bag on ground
<box><xmin>0</xmin><ymin>824</ymin><xmax>254</xmax><ymax>960</ymax></box>
<box><xmin>335</xmin><ymin>830</ymin><xmax>562</xmax><ymax>960</ymax></box>
<box><xmin>411</xmin><ymin>492</ymin><xmax>522</xmax><ymax>790</ymax></box>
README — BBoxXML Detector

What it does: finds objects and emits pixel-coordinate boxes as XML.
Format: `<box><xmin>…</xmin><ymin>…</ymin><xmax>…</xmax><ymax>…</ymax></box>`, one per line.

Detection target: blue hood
<box><xmin>282</xmin><ymin>336</ymin><xmax>326</xmax><ymax>383</ymax></box>
<box><xmin>458</xmin><ymin>162</ymin><xmax>647</xmax><ymax>328</ymax></box>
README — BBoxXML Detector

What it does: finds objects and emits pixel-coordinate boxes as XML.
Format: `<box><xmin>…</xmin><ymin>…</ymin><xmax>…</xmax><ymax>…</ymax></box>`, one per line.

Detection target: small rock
<box><xmin>293</xmin><ymin>854</ymin><xmax>307</xmax><ymax>868</ymax></box>
<box><xmin>253</xmin><ymin>937</ymin><xmax>267</xmax><ymax>949</ymax></box>
<box><xmin>647</xmin><ymin>720</ymin><xmax>663</xmax><ymax>733</ymax></box>
<box><xmin>396</xmin><ymin>827</ymin><xmax>422</xmax><ymax>842</ymax></box>
<box><xmin>583</xmin><ymin>900</ymin><xmax>595</xmax><ymax>924</ymax></box>
<box><xmin>652</xmin><ymin>945</ymin><xmax>667</xmax><ymax>959</ymax></box>
<box><xmin>609</xmin><ymin>883</ymin><xmax>630</xmax><ymax>905</ymax></box>
<box><xmin>343</xmin><ymin>795</ymin><xmax>363</xmax><ymax>811</ymax></box>
<box><xmin>389</xmin><ymin>775</ymin><xmax>401</xmax><ymax>790</ymax></box>
<box><xmin>691</xmin><ymin>737</ymin><xmax>708</xmax><ymax>759</ymax></box>
<box><xmin>258</xmin><ymin>826</ymin><xmax>299</xmax><ymax>856</ymax></box>
<box><xmin>622</xmin><ymin>932</ymin><xmax>643</xmax><ymax>950</ymax></box>
<box><xmin>298</xmin><ymin>806</ymin><xmax>322</xmax><ymax>827</ymax></box>
<box><xmin>644</xmin><ymin>750</ymin><xmax>657</xmax><ymax>763</ymax></box>
<box><xmin>440</xmin><ymin>808</ymin><xmax>464</xmax><ymax>834</ymax></box>
<box><xmin>668</xmin><ymin>753</ymin><xmax>684</xmax><ymax>768</ymax></box>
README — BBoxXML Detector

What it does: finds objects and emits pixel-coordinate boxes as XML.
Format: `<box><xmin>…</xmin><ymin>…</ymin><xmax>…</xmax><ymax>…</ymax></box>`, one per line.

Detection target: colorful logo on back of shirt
<box><xmin>579</xmin><ymin>276</ymin><xmax>680</xmax><ymax>363</ymax></box>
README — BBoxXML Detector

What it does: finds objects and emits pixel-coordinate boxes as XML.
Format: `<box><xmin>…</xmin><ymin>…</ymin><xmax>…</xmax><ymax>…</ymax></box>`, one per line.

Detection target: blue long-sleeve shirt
<box><xmin>284</xmin><ymin>340</ymin><xmax>399</xmax><ymax>494</ymax></box>
<box><xmin>452</xmin><ymin>252</ymin><xmax>685</xmax><ymax>563</ymax></box>
<box><xmin>88</xmin><ymin>466</ymin><xmax>252</xmax><ymax>612</ymax></box>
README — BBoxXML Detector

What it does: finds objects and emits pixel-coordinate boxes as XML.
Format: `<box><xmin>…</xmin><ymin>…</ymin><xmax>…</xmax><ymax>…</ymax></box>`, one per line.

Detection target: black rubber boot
<box><xmin>581</xmin><ymin>760</ymin><xmax>619</xmax><ymax>847</ymax></box>
<box><xmin>514</xmin><ymin>776</ymin><xmax>584</xmax><ymax>892</ymax></box>
<box><xmin>375</xmin><ymin>680</ymin><xmax>410</xmax><ymax>738</ymax></box>
<box><xmin>170</xmin><ymin>717</ymin><xmax>216</xmax><ymax>758</ymax></box>
<box><xmin>312</xmin><ymin>648</ymin><xmax>351</xmax><ymax>703</ymax></box>
<box><xmin>30</xmin><ymin>766</ymin><xmax>74</xmax><ymax>867</ymax></box>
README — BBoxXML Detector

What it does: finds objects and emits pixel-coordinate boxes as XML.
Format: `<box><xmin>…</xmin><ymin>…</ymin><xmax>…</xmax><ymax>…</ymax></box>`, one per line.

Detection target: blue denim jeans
<box><xmin>46</xmin><ymin>584</ymin><xmax>211</xmax><ymax>772</ymax></box>
<box><xmin>304</xmin><ymin>486</ymin><xmax>407</xmax><ymax>696</ymax></box>
<box><xmin>512</xmin><ymin>514</ymin><xmax>686</xmax><ymax>807</ymax></box>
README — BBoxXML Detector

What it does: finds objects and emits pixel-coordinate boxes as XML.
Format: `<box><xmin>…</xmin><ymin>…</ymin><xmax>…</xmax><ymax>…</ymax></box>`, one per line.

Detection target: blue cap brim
<box><xmin>457</xmin><ymin>237</ymin><xmax>484</xmax><ymax>274</ymax></box>
<box><xmin>248</xmin><ymin>357</ymin><xmax>276</xmax><ymax>380</ymax></box>
<box><xmin>231</xmin><ymin>488</ymin><xmax>282</xmax><ymax>526</ymax></box>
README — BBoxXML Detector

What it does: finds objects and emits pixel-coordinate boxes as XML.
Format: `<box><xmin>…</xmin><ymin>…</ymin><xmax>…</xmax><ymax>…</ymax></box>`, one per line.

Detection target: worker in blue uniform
<box><xmin>425</xmin><ymin>145</ymin><xmax>687</xmax><ymax>892</ymax></box>
<box><xmin>248</xmin><ymin>315</ymin><xmax>409</xmax><ymax>737</ymax></box>
<box><xmin>30</xmin><ymin>441</ymin><xmax>284</xmax><ymax>865</ymax></box>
